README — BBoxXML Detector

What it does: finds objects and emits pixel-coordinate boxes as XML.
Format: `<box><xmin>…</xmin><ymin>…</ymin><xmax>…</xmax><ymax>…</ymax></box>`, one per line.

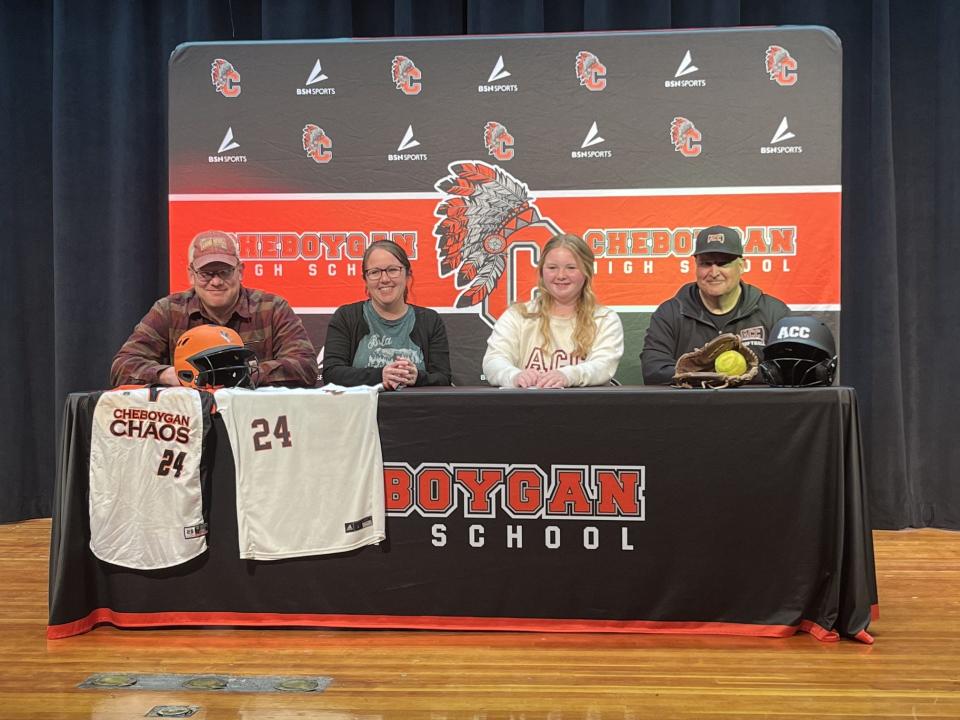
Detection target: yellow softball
<box><xmin>715</xmin><ymin>350</ymin><xmax>748</xmax><ymax>376</ymax></box>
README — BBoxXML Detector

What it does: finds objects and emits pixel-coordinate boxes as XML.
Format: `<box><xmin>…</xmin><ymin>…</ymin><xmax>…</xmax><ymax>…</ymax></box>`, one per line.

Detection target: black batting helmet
<box><xmin>760</xmin><ymin>317</ymin><xmax>838</xmax><ymax>387</ymax></box>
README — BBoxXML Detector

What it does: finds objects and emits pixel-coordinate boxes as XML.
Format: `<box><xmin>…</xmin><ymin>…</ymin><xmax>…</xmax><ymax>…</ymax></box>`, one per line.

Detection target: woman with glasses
<box><xmin>482</xmin><ymin>233</ymin><xmax>623</xmax><ymax>388</ymax></box>
<box><xmin>322</xmin><ymin>240</ymin><xmax>452</xmax><ymax>389</ymax></box>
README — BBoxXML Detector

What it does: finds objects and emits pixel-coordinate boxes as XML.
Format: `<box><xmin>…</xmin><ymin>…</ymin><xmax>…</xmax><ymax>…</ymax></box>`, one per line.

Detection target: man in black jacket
<box><xmin>640</xmin><ymin>225</ymin><xmax>789</xmax><ymax>385</ymax></box>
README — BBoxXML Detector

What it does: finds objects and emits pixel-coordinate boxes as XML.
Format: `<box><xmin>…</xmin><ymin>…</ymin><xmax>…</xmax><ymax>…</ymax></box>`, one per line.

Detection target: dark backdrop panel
<box><xmin>166</xmin><ymin>28</ymin><xmax>841</xmax><ymax>387</ymax></box>
<box><xmin>2</xmin><ymin>0</ymin><xmax>958</xmax><ymax>529</ymax></box>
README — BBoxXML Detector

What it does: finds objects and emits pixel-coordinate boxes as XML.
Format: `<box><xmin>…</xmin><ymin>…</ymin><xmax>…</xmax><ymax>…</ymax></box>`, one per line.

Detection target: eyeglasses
<box><xmin>192</xmin><ymin>266</ymin><xmax>238</xmax><ymax>283</ymax></box>
<box><xmin>364</xmin><ymin>265</ymin><xmax>405</xmax><ymax>281</ymax></box>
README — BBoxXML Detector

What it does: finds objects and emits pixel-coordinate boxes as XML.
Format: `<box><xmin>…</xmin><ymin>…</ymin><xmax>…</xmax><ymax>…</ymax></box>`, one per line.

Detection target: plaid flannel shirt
<box><xmin>110</xmin><ymin>287</ymin><xmax>318</xmax><ymax>387</ymax></box>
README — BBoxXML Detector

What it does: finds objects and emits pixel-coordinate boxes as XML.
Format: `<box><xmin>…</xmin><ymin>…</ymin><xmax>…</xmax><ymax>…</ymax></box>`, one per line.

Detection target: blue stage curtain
<box><xmin>1</xmin><ymin>0</ymin><xmax>956</xmax><ymax>528</ymax></box>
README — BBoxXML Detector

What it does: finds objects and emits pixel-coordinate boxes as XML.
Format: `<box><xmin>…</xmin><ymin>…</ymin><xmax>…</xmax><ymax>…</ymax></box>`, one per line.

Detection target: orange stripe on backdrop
<box><xmin>169</xmin><ymin>192</ymin><xmax>840</xmax><ymax>310</ymax></box>
<box><xmin>49</xmin><ymin>608</ymin><xmax>813</xmax><ymax>640</ymax></box>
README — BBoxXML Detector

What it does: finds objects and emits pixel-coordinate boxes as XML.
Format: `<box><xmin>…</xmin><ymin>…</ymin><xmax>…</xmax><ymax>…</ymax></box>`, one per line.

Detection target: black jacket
<box><xmin>640</xmin><ymin>282</ymin><xmax>790</xmax><ymax>385</ymax></box>
<box><xmin>322</xmin><ymin>301</ymin><xmax>452</xmax><ymax>387</ymax></box>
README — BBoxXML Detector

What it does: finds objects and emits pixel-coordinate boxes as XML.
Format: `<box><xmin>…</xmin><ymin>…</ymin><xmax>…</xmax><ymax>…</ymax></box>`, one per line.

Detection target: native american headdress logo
<box><xmin>483</xmin><ymin>122</ymin><xmax>515</xmax><ymax>161</ymax></box>
<box><xmin>211</xmin><ymin>58</ymin><xmax>241</xmax><ymax>97</ymax></box>
<box><xmin>302</xmin><ymin>124</ymin><xmax>332</xmax><ymax>164</ymax></box>
<box><xmin>391</xmin><ymin>55</ymin><xmax>422</xmax><ymax>95</ymax></box>
<box><xmin>670</xmin><ymin>117</ymin><xmax>702</xmax><ymax>158</ymax></box>
<box><xmin>765</xmin><ymin>45</ymin><xmax>797</xmax><ymax>86</ymax></box>
<box><xmin>433</xmin><ymin>161</ymin><xmax>561</xmax><ymax>326</ymax></box>
<box><xmin>575</xmin><ymin>51</ymin><xmax>607</xmax><ymax>92</ymax></box>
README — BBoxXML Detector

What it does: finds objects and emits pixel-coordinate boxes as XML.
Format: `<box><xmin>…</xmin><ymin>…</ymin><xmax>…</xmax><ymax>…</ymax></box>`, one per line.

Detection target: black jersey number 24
<box><xmin>157</xmin><ymin>449</ymin><xmax>186</xmax><ymax>478</ymax></box>
<box><xmin>251</xmin><ymin>415</ymin><xmax>293</xmax><ymax>451</ymax></box>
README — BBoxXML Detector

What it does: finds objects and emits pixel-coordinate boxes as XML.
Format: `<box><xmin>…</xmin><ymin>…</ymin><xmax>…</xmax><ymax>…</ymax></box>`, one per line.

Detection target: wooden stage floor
<box><xmin>2</xmin><ymin>520</ymin><xmax>958</xmax><ymax>719</ymax></box>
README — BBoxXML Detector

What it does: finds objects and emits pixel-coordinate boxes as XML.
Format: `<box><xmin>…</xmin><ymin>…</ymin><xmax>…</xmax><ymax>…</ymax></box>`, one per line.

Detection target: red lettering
<box><xmin>651</xmin><ymin>230</ymin><xmax>670</xmax><ymax>255</ymax></box>
<box><xmin>606</xmin><ymin>230</ymin><xmax>627</xmax><ymax>256</ymax></box>
<box><xmin>417</xmin><ymin>467</ymin><xmax>453</xmax><ymax>514</ymax></box>
<box><xmin>384</xmin><ymin>467</ymin><xmax>413</xmax><ymax>513</ymax></box>
<box><xmin>769</xmin><ymin>227</ymin><xmax>796</xmax><ymax>254</ymax></box>
<box><xmin>260</xmin><ymin>234</ymin><xmax>280</xmax><ymax>258</ymax></box>
<box><xmin>743</xmin><ymin>227</ymin><xmax>767</xmax><ymax>254</ymax></box>
<box><xmin>300</xmin><ymin>233</ymin><xmax>320</xmax><ymax>260</ymax></box>
<box><xmin>391</xmin><ymin>232</ymin><xmax>416</xmax><ymax>258</ymax></box>
<box><xmin>674</xmin><ymin>230</ymin><xmax>693</xmax><ymax>255</ymax></box>
<box><xmin>220</xmin><ymin>70</ymin><xmax>241</xmax><ymax>97</ymax></box>
<box><xmin>584</xmin><ymin>229</ymin><xmax>604</xmax><ymax>254</ymax></box>
<box><xmin>505</xmin><ymin>468</ymin><xmax>543</xmax><ymax>515</ymax></box>
<box><xmin>547</xmin><ymin>469</ymin><xmax>592</xmax><ymax>515</ymax></box>
<box><xmin>320</xmin><ymin>233</ymin><xmax>346</xmax><ymax>259</ymax></box>
<box><xmin>455</xmin><ymin>468</ymin><xmax>504</xmax><ymax>514</ymax></box>
<box><xmin>595</xmin><ymin>469</ymin><xmax>641</xmax><ymax>516</ymax></box>
<box><xmin>550</xmin><ymin>349</ymin><xmax>574</xmax><ymax>369</ymax></box>
<box><xmin>237</xmin><ymin>233</ymin><xmax>260</xmax><ymax>258</ymax></box>
<box><xmin>526</xmin><ymin>347</ymin><xmax>548</xmax><ymax>373</ymax></box>
<box><xmin>279</xmin><ymin>233</ymin><xmax>299</xmax><ymax>258</ymax></box>
<box><xmin>346</xmin><ymin>232</ymin><xmax>366</xmax><ymax>259</ymax></box>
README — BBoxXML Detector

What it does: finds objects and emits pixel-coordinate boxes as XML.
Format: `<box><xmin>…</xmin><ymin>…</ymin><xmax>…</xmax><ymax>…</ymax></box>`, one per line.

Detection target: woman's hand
<box><xmin>535</xmin><ymin>369</ymin><xmax>569</xmax><ymax>389</ymax></box>
<box><xmin>382</xmin><ymin>359</ymin><xmax>417</xmax><ymax>390</ymax></box>
<box><xmin>514</xmin><ymin>369</ymin><xmax>542</xmax><ymax>388</ymax></box>
<box><xmin>396</xmin><ymin>358</ymin><xmax>417</xmax><ymax>386</ymax></box>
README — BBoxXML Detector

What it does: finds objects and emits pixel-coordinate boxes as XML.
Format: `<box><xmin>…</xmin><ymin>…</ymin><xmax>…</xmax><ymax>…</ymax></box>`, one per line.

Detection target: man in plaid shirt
<box><xmin>111</xmin><ymin>230</ymin><xmax>319</xmax><ymax>388</ymax></box>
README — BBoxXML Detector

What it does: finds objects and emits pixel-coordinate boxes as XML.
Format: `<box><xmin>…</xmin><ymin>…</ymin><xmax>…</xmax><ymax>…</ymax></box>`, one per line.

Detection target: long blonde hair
<box><xmin>521</xmin><ymin>233</ymin><xmax>599</xmax><ymax>358</ymax></box>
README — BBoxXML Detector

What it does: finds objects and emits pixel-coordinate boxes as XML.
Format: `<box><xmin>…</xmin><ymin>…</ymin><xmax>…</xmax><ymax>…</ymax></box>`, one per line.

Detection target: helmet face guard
<box><xmin>761</xmin><ymin>316</ymin><xmax>838</xmax><ymax>388</ymax></box>
<box><xmin>759</xmin><ymin>355</ymin><xmax>838</xmax><ymax>387</ymax></box>
<box><xmin>179</xmin><ymin>346</ymin><xmax>259</xmax><ymax>390</ymax></box>
<box><xmin>174</xmin><ymin>325</ymin><xmax>260</xmax><ymax>390</ymax></box>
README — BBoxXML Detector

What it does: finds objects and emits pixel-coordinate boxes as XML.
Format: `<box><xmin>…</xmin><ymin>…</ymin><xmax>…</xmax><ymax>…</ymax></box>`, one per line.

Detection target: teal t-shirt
<box><xmin>352</xmin><ymin>301</ymin><xmax>426</xmax><ymax>374</ymax></box>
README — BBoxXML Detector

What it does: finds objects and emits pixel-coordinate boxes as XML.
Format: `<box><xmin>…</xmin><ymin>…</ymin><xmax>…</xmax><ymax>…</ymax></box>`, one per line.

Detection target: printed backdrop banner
<box><xmin>169</xmin><ymin>28</ymin><xmax>842</xmax><ymax>384</ymax></box>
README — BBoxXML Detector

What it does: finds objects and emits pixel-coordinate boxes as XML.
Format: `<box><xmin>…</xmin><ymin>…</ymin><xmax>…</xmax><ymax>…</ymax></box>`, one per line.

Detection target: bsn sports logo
<box><xmin>761</xmin><ymin>117</ymin><xmax>802</xmax><ymax>154</ymax></box>
<box><xmin>388</xmin><ymin>125</ymin><xmax>428</xmax><ymax>162</ymax></box>
<box><xmin>302</xmin><ymin>124</ymin><xmax>332</xmax><ymax>164</ymax></box>
<box><xmin>706</xmin><ymin>233</ymin><xmax>725</xmax><ymax>244</ymax></box>
<box><xmin>670</xmin><ymin>117</ymin><xmax>702</xmax><ymax>157</ymax></box>
<box><xmin>397</xmin><ymin>125</ymin><xmax>420</xmax><ymax>151</ymax></box>
<box><xmin>211</xmin><ymin>59</ymin><xmax>241</xmax><ymax>97</ymax></box>
<box><xmin>665</xmin><ymin>50</ymin><xmax>706</xmax><ymax>88</ymax></box>
<box><xmin>675</xmin><ymin>49</ymin><xmax>698</xmax><ymax>77</ymax></box>
<box><xmin>483</xmin><ymin>121</ymin><xmax>515</xmax><ymax>161</ymax></box>
<box><xmin>306</xmin><ymin>59</ymin><xmax>328</xmax><ymax>85</ymax></box>
<box><xmin>297</xmin><ymin>59</ymin><xmax>335</xmax><ymax>95</ymax></box>
<box><xmin>391</xmin><ymin>55</ymin><xmax>422</xmax><ymax>95</ymax></box>
<box><xmin>488</xmin><ymin>55</ymin><xmax>510</xmax><ymax>82</ymax></box>
<box><xmin>209</xmin><ymin>127</ymin><xmax>246</xmax><ymax>163</ymax></box>
<box><xmin>218</xmin><ymin>127</ymin><xmax>239</xmax><ymax>153</ymax></box>
<box><xmin>433</xmin><ymin>161</ymin><xmax>562</xmax><ymax>326</ymax></box>
<box><xmin>765</xmin><ymin>45</ymin><xmax>798</xmax><ymax>86</ymax></box>
<box><xmin>575</xmin><ymin>51</ymin><xmax>607</xmax><ymax>91</ymax></box>
<box><xmin>478</xmin><ymin>55</ymin><xmax>518</xmax><ymax>93</ymax></box>
<box><xmin>572</xmin><ymin>121</ymin><xmax>612</xmax><ymax>159</ymax></box>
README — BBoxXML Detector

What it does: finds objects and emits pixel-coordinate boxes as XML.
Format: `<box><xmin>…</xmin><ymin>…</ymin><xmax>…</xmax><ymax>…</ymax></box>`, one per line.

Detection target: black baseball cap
<box><xmin>693</xmin><ymin>225</ymin><xmax>743</xmax><ymax>257</ymax></box>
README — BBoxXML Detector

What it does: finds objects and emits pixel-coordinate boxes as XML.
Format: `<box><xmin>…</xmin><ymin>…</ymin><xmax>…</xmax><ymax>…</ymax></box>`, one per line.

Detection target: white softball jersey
<box><xmin>215</xmin><ymin>385</ymin><xmax>385</xmax><ymax>560</ymax></box>
<box><xmin>89</xmin><ymin>387</ymin><xmax>211</xmax><ymax>569</ymax></box>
